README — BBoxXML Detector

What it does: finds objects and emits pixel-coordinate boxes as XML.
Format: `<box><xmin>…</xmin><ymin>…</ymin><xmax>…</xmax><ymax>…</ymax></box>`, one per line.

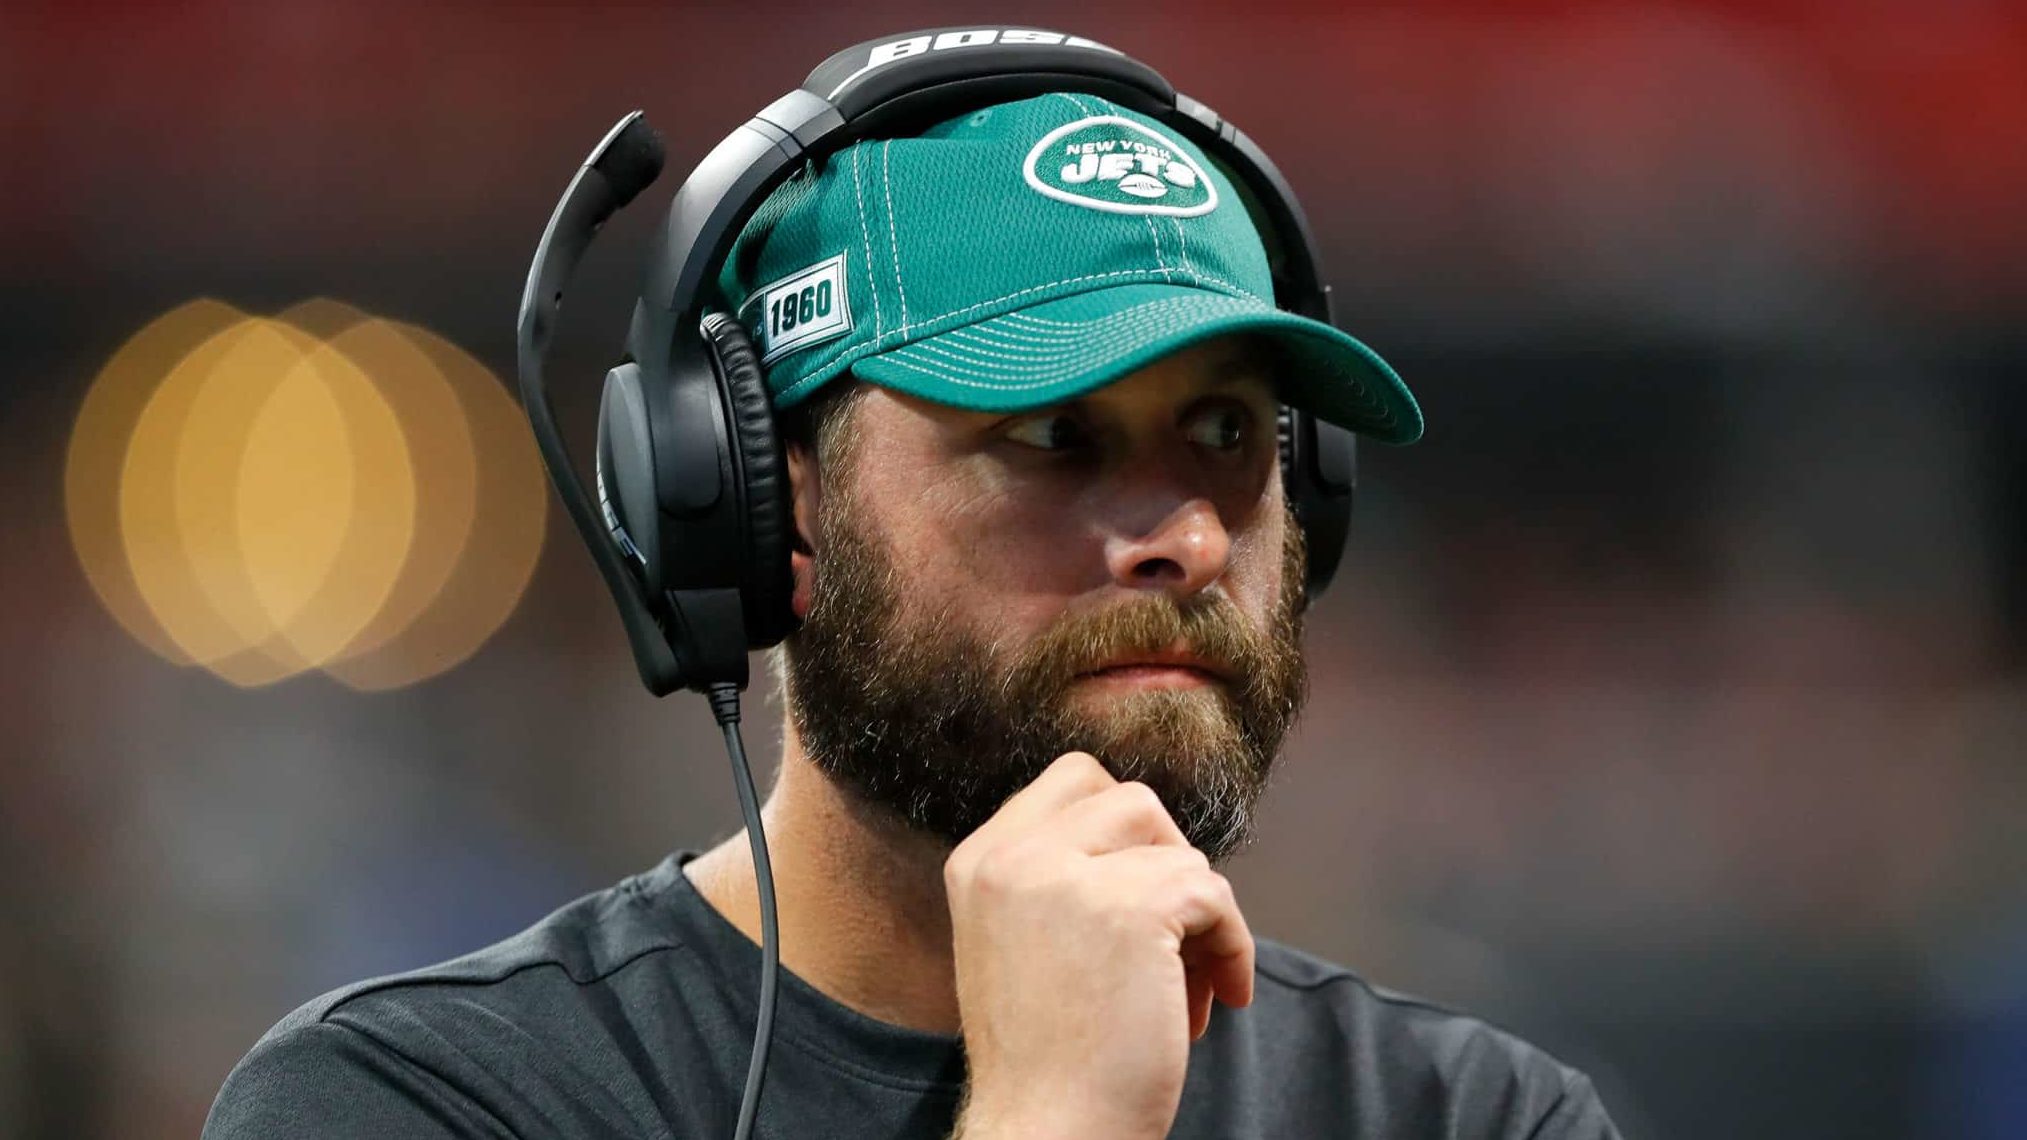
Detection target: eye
<box><xmin>1184</xmin><ymin>402</ymin><xmax>1252</xmax><ymax>452</ymax></box>
<box><xmin>1003</xmin><ymin>411</ymin><xmax>1092</xmax><ymax>452</ymax></box>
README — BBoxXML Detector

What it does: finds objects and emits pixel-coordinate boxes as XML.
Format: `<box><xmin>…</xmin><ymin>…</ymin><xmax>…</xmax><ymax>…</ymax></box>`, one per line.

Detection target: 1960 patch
<box><xmin>742</xmin><ymin>251</ymin><xmax>853</xmax><ymax>364</ymax></box>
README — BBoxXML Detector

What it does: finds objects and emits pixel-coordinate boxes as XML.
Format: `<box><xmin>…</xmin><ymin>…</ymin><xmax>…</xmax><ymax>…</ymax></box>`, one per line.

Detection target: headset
<box><xmin>515</xmin><ymin>26</ymin><xmax>1360</xmax><ymax>1140</ymax></box>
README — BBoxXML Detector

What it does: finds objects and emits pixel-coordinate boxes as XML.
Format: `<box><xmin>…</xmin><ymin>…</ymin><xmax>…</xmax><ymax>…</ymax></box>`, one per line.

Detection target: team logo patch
<box><xmin>1021</xmin><ymin>116</ymin><xmax>1219</xmax><ymax>217</ymax></box>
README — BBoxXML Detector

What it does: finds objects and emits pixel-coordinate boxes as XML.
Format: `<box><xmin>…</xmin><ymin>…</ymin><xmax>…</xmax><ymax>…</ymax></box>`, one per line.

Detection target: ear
<box><xmin>786</xmin><ymin>438</ymin><xmax>821</xmax><ymax>620</ymax></box>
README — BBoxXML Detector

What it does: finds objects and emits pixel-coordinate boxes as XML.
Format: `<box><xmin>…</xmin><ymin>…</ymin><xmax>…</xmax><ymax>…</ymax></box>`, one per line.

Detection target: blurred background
<box><xmin>3</xmin><ymin>2</ymin><xmax>2023</xmax><ymax>1136</ymax></box>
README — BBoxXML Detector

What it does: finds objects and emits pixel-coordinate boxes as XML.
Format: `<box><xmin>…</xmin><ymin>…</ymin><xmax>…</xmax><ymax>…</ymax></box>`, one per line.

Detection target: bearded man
<box><xmin>205</xmin><ymin>92</ymin><xmax>1622</xmax><ymax>1140</ymax></box>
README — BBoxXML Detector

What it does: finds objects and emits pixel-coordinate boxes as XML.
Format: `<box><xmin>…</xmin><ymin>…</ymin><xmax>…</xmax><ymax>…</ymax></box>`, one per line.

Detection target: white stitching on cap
<box><xmin>869</xmin><ymin>352</ymin><xmax>1093</xmax><ymax>391</ymax></box>
<box><xmin>794</xmin><ymin>331</ymin><xmax>1399</xmax><ymax>430</ymax></box>
<box><xmin>969</xmin><ymin>304</ymin><xmax>1398</xmax><ymax>422</ymax></box>
<box><xmin>853</xmin><ymin>146</ymin><xmax>883</xmax><ymax>340</ymax></box>
<box><xmin>943</xmin><ymin>324</ymin><xmax>1111</xmax><ymax>350</ymax></box>
<box><xmin>957</xmin><ymin>296</ymin><xmax>1257</xmax><ymax>343</ymax></box>
<box><xmin>887</xmin><ymin>306</ymin><xmax>1329</xmax><ymax>376</ymax></box>
<box><xmin>997</xmin><ymin>294</ymin><xmax>1247</xmax><ymax>327</ymax></box>
<box><xmin>884</xmin><ymin>140</ymin><xmax>910</xmax><ymax>332</ymax></box>
<box><xmin>949</xmin><ymin>320</ymin><xmax>1255</xmax><ymax>354</ymax></box>
<box><xmin>881</xmin><ymin>303</ymin><xmax>1396</xmax><ymax>417</ymax></box>
<box><xmin>928</xmin><ymin>328</ymin><xmax>1266</xmax><ymax>377</ymax></box>
<box><xmin>903</xmin><ymin>269</ymin><xmax>1195</xmax><ymax>328</ymax></box>
<box><xmin>1145</xmin><ymin>217</ymin><xmax>1170</xmax><ymax>281</ymax></box>
<box><xmin>903</xmin><ymin>336</ymin><xmax>1090</xmax><ymax>367</ymax></box>
<box><xmin>871</xmin><ymin>349</ymin><xmax>1395</xmax><ymax>431</ymax></box>
<box><xmin>1172</xmin><ymin>217</ymin><xmax>1191</xmax><ymax>279</ymax></box>
<box><xmin>902</xmin><ymin>316</ymin><xmax>1219</xmax><ymax>377</ymax></box>
<box><xmin>867</xmin><ymin>346</ymin><xmax>1383</xmax><ymax>415</ymax></box>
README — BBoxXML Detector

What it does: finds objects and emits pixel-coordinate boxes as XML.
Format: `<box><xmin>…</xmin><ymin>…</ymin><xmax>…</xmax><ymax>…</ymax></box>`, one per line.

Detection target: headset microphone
<box><xmin>517</xmin><ymin>111</ymin><xmax>687</xmax><ymax>693</ymax></box>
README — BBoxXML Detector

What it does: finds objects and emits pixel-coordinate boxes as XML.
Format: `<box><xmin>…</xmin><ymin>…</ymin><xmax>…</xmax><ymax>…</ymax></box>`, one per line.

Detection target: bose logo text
<box><xmin>829</xmin><ymin>29</ymin><xmax>1121</xmax><ymax>99</ymax></box>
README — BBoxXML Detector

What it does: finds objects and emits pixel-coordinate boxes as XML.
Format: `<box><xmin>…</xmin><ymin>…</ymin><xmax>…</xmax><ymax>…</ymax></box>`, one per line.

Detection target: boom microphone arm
<box><xmin>515</xmin><ymin>111</ymin><xmax>686</xmax><ymax>695</ymax></box>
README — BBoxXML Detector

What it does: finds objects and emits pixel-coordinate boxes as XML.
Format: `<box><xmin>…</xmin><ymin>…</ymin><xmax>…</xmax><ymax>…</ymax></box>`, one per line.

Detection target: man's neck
<box><xmin>682</xmin><ymin>721</ymin><xmax>962</xmax><ymax>1036</ymax></box>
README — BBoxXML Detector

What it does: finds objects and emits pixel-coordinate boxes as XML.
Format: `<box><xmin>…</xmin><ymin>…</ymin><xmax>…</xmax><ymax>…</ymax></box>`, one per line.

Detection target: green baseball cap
<box><xmin>714</xmin><ymin>92</ymin><xmax>1422</xmax><ymax>444</ymax></box>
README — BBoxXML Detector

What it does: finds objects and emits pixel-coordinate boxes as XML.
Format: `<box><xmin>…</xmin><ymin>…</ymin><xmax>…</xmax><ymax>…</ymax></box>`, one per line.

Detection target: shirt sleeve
<box><xmin>202</xmin><ymin>1019</ymin><xmax>507</xmax><ymax>1140</ymax></box>
<box><xmin>1526</xmin><ymin>1072</ymin><xmax>1624</xmax><ymax>1140</ymax></box>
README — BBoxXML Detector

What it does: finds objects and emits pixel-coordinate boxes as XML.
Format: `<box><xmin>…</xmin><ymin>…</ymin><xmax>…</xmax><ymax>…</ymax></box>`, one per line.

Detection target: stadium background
<box><xmin>2</xmin><ymin>2</ymin><xmax>2023</xmax><ymax>1136</ymax></box>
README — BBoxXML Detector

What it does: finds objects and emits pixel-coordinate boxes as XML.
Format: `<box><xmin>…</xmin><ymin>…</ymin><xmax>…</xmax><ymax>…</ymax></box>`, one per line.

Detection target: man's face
<box><xmin>782</xmin><ymin>334</ymin><xmax>1307</xmax><ymax>863</ymax></box>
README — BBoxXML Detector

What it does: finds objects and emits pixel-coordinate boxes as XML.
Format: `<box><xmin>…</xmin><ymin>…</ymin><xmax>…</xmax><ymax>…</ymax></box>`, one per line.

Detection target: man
<box><xmin>205</xmin><ymin>93</ymin><xmax>1622</xmax><ymax>1138</ymax></box>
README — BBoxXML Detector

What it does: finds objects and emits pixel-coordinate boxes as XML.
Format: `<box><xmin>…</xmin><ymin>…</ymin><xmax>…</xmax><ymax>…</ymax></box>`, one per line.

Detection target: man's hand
<box><xmin>945</xmin><ymin>752</ymin><xmax>1256</xmax><ymax>1140</ymax></box>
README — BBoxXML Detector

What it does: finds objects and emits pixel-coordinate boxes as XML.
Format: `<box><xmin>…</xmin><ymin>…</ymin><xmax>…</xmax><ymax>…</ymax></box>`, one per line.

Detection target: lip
<box><xmin>1076</xmin><ymin>649</ymin><xmax>1232</xmax><ymax>688</ymax></box>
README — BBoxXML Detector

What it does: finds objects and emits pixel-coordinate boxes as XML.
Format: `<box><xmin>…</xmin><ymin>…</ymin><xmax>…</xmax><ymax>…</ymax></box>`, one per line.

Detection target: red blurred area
<box><xmin>9</xmin><ymin>2</ymin><xmax>2026</xmax><ymax>318</ymax></box>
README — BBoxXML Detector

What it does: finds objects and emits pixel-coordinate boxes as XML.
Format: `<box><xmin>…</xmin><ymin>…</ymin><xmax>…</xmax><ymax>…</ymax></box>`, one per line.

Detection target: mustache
<box><xmin>1002</xmin><ymin>591</ymin><xmax>1282</xmax><ymax>700</ymax></box>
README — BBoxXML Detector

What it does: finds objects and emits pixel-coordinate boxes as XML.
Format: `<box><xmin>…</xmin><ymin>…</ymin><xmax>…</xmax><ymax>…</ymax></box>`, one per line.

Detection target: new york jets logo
<box><xmin>1021</xmin><ymin>116</ymin><xmax>1219</xmax><ymax>217</ymax></box>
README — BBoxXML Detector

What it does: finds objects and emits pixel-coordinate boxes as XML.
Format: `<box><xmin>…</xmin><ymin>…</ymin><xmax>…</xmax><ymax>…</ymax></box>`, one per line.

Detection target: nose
<box><xmin>1104</xmin><ymin>497</ymin><xmax>1232</xmax><ymax>599</ymax></box>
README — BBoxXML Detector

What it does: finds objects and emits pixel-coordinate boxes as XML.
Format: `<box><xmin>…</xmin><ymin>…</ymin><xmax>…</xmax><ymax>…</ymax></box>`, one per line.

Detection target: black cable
<box><xmin>707</xmin><ymin>683</ymin><xmax>777</xmax><ymax>1140</ymax></box>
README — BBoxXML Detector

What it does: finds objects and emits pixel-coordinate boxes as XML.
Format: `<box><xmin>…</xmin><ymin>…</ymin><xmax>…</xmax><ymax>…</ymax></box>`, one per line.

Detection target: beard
<box><xmin>782</xmin><ymin>480</ymin><xmax>1308</xmax><ymax>865</ymax></box>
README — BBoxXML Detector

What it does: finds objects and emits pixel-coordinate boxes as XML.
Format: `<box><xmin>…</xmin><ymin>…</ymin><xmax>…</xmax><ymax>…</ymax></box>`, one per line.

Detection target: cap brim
<box><xmin>848</xmin><ymin>282</ymin><xmax>1422</xmax><ymax>444</ymax></box>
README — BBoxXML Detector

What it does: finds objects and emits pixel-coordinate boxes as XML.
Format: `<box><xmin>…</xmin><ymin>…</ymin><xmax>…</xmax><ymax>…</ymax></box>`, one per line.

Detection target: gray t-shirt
<box><xmin>204</xmin><ymin>852</ymin><xmax>1620</xmax><ymax>1138</ymax></box>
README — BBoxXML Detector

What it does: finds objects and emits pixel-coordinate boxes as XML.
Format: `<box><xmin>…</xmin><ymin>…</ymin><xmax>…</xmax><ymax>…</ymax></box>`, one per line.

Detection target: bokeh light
<box><xmin>321</xmin><ymin>320</ymin><xmax>548</xmax><ymax>691</ymax></box>
<box><xmin>119</xmin><ymin>317</ymin><xmax>285</xmax><ymax>676</ymax></box>
<box><xmin>309</xmin><ymin>319</ymin><xmax>478</xmax><ymax>678</ymax></box>
<box><xmin>64</xmin><ymin>299</ymin><xmax>244</xmax><ymax>666</ymax></box>
<box><xmin>65</xmin><ymin>300</ymin><xmax>546</xmax><ymax>689</ymax></box>
<box><xmin>233</xmin><ymin>327</ymin><xmax>417</xmax><ymax>680</ymax></box>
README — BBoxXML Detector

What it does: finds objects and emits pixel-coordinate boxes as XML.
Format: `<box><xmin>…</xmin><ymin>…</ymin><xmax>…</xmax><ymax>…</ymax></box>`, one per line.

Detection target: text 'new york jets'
<box><xmin>1023</xmin><ymin>116</ymin><xmax>1219</xmax><ymax>218</ymax></box>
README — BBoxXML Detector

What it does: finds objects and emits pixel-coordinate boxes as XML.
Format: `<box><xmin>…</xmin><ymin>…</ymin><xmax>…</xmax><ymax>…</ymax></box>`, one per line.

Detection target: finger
<box><xmin>1186</xmin><ymin>934</ymin><xmax>1255</xmax><ymax>1015</ymax></box>
<box><xmin>977</xmin><ymin>751</ymin><xmax>1117</xmax><ymax>836</ymax></box>
<box><xmin>1048</xmin><ymin>779</ymin><xmax>1193</xmax><ymax>856</ymax></box>
<box><xmin>1186</xmin><ymin>969</ymin><xmax>1213</xmax><ymax>1041</ymax></box>
<box><xmin>1206</xmin><ymin>934</ymin><xmax>1256</xmax><ymax>1012</ymax></box>
<box><xmin>1095</xmin><ymin>846</ymin><xmax>1256</xmax><ymax>1008</ymax></box>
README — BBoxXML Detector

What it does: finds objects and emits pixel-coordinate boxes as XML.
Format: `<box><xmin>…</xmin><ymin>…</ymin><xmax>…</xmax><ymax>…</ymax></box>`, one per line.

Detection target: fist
<box><xmin>946</xmin><ymin>752</ymin><xmax>1255</xmax><ymax>1140</ymax></box>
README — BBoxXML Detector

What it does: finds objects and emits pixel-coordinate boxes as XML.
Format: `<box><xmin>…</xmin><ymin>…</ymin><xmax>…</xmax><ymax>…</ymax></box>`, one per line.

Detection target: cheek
<box><xmin>874</xmin><ymin>459</ymin><xmax>1096</xmax><ymax>640</ymax></box>
<box><xmin>1224</xmin><ymin>484</ymin><xmax>1290</xmax><ymax>624</ymax></box>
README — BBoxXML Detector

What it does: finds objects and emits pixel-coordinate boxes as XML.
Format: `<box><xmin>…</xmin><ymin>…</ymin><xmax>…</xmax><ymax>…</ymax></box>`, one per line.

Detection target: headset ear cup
<box><xmin>1279</xmin><ymin>407</ymin><xmax>1354</xmax><ymax>605</ymax></box>
<box><xmin>1277</xmin><ymin>404</ymin><xmax>1296</xmax><ymax>492</ymax></box>
<box><xmin>596</xmin><ymin>363</ymin><xmax>662</xmax><ymax>593</ymax></box>
<box><xmin>701</xmin><ymin>314</ymin><xmax>796</xmax><ymax>647</ymax></box>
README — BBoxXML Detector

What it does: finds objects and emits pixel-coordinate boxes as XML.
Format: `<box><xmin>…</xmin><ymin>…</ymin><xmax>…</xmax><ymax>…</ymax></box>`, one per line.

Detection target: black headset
<box><xmin>518</xmin><ymin>26</ymin><xmax>1358</xmax><ymax>701</ymax></box>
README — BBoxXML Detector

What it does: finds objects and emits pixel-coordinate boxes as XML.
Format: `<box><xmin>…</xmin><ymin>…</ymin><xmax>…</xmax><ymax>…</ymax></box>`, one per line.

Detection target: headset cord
<box><xmin>707</xmin><ymin>683</ymin><xmax>778</xmax><ymax>1140</ymax></box>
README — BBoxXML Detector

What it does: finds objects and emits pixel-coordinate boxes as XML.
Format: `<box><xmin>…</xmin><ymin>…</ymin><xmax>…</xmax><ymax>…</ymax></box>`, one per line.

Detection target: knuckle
<box><xmin>1116</xmin><ymin>780</ymin><xmax>1166</xmax><ymax>818</ymax></box>
<box><xmin>970</xmin><ymin>845</ymin><xmax>1025</xmax><ymax>895</ymax></box>
<box><xmin>1207</xmin><ymin>869</ymin><xmax>1236</xmax><ymax>906</ymax></box>
<box><xmin>1052</xmin><ymin>749</ymin><xmax>1098</xmax><ymax>774</ymax></box>
<box><xmin>943</xmin><ymin>847</ymin><xmax>973</xmax><ymax>890</ymax></box>
<box><xmin>1055</xmin><ymin>750</ymin><xmax>1113</xmax><ymax>789</ymax></box>
<box><xmin>1182</xmin><ymin>867</ymin><xmax>1232</xmax><ymax>911</ymax></box>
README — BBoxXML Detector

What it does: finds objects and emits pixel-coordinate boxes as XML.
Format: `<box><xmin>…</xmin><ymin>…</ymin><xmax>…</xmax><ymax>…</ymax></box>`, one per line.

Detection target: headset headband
<box><xmin>626</xmin><ymin>26</ymin><xmax>1333</xmax><ymax>376</ymax></box>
